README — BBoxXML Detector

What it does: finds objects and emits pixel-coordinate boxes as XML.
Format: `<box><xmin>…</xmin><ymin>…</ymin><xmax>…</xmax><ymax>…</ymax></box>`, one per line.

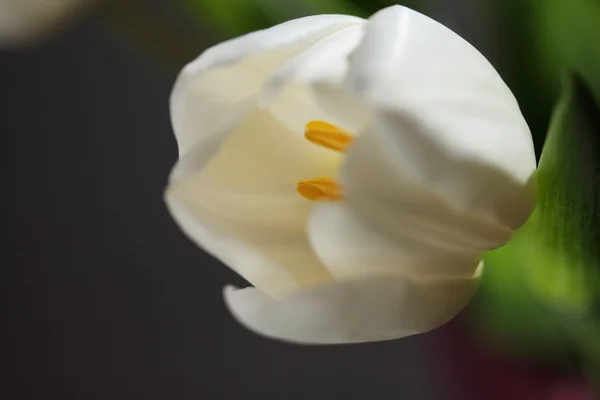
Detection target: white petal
<box><xmin>166</xmin><ymin>108</ymin><xmax>337</xmax><ymax>297</ymax></box>
<box><xmin>171</xmin><ymin>14</ymin><xmax>363</xmax><ymax>155</ymax></box>
<box><xmin>262</xmin><ymin>24</ymin><xmax>366</xmax><ymax>100</ymax></box>
<box><xmin>341</xmin><ymin>129</ymin><xmax>514</xmax><ymax>255</ymax></box>
<box><xmin>224</xmin><ymin>263</ymin><xmax>482</xmax><ymax>344</ymax></box>
<box><xmin>345</xmin><ymin>5</ymin><xmax>536</xmax><ymax>229</ymax></box>
<box><xmin>260</xmin><ymin>23</ymin><xmax>371</xmax><ymax>134</ymax></box>
<box><xmin>307</xmin><ymin>203</ymin><xmax>481</xmax><ymax>280</ymax></box>
<box><xmin>182</xmin><ymin>15</ymin><xmax>363</xmax><ymax>74</ymax></box>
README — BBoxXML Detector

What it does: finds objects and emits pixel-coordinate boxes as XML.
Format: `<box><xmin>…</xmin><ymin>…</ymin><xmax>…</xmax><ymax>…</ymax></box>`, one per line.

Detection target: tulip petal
<box><xmin>167</xmin><ymin>197</ymin><xmax>300</xmax><ymax>297</ymax></box>
<box><xmin>345</xmin><ymin>5</ymin><xmax>536</xmax><ymax>230</ymax></box>
<box><xmin>260</xmin><ymin>23</ymin><xmax>371</xmax><ymax>133</ymax></box>
<box><xmin>307</xmin><ymin>202</ymin><xmax>481</xmax><ymax>280</ymax></box>
<box><xmin>224</xmin><ymin>263</ymin><xmax>482</xmax><ymax>344</ymax></box>
<box><xmin>341</xmin><ymin>128</ymin><xmax>514</xmax><ymax>258</ymax></box>
<box><xmin>262</xmin><ymin>24</ymin><xmax>365</xmax><ymax>96</ymax></box>
<box><xmin>166</xmin><ymin>108</ymin><xmax>337</xmax><ymax>297</ymax></box>
<box><xmin>171</xmin><ymin>14</ymin><xmax>362</xmax><ymax>155</ymax></box>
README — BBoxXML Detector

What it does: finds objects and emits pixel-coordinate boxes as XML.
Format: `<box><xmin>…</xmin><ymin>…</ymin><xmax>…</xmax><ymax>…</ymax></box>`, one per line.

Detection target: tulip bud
<box><xmin>166</xmin><ymin>6</ymin><xmax>536</xmax><ymax>344</ymax></box>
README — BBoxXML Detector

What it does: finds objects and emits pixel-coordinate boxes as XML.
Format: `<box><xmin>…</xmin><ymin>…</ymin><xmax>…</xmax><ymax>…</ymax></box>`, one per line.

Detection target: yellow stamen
<box><xmin>297</xmin><ymin>121</ymin><xmax>352</xmax><ymax>202</ymax></box>
<box><xmin>305</xmin><ymin>120</ymin><xmax>353</xmax><ymax>152</ymax></box>
<box><xmin>296</xmin><ymin>177</ymin><xmax>342</xmax><ymax>201</ymax></box>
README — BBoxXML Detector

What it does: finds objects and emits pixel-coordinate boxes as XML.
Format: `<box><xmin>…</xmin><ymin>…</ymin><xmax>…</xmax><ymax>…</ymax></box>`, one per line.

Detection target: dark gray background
<box><xmin>2</xmin><ymin>15</ymin><xmax>459</xmax><ymax>400</ymax></box>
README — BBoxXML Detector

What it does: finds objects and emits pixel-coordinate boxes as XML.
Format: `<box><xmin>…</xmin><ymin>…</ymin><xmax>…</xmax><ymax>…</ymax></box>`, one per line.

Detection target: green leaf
<box><xmin>474</xmin><ymin>74</ymin><xmax>600</xmax><ymax>366</ymax></box>
<box><xmin>527</xmin><ymin>74</ymin><xmax>600</xmax><ymax>315</ymax></box>
<box><xmin>475</xmin><ymin>225</ymin><xmax>575</xmax><ymax>362</ymax></box>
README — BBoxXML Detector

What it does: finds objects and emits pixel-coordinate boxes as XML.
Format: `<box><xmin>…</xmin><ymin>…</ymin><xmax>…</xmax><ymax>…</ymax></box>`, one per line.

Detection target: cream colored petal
<box><xmin>171</xmin><ymin>14</ymin><xmax>363</xmax><ymax>156</ymax></box>
<box><xmin>224</xmin><ymin>263</ymin><xmax>482</xmax><ymax>344</ymax></box>
<box><xmin>169</xmin><ymin>107</ymin><xmax>339</xmax><ymax>198</ymax></box>
<box><xmin>168</xmin><ymin>16</ymin><xmax>366</xmax><ymax>297</ymax></box>
<box><xmin>345</xmin><ymin>5</ymin><xmax>536</xmax><ymax>230</ymax></box>
<box><xmin>166</xmin><ymin>196</ymin><xmax>299</xmax><ymax>298</ymax></box>
<box><xmin>166</xmin><ymin>108</ymin><xmax>337</xmax><ymax>297</ymax></box>
<box><xmin>308</xmin><ymin>202</ymin><xmax>481</xmax><ymax>280</ymax></box>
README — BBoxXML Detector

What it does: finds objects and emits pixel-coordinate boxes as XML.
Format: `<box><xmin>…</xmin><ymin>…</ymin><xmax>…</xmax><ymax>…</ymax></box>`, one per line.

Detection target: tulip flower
<box><xmin>165</xmin><ymin>5</ymin><xmax>536</xmax><ymax>344</ymax></box>
<box><xmin>0</xmin><ymin>0</ymin><xmax>96</xmax><ymax>45</ymax></box>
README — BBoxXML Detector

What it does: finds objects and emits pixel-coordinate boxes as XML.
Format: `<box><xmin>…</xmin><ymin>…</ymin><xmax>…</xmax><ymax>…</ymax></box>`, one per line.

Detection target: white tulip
<box><xmin>0</xmin><ymin>0</ymin><xmax>96</xmax><ymax>45</ymax></box>
<box><xmin>166</xmin><ymin>5</ymin><xmax>536</xmax><ymax>344</ymax></box>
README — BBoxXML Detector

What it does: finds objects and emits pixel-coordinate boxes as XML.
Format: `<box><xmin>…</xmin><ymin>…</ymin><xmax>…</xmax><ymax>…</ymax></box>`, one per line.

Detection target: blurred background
<box><xmin>3</xmin><ymin>0</ymin><xmax>599</xmax><ymax>399</ymax></box>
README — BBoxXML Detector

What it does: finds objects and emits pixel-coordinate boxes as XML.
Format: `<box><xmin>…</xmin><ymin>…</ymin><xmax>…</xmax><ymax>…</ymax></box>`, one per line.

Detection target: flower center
<box><xmin>296</xmin><ymin>121</ymin><xmax>353</xmax><ymax>201</ymax></box>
